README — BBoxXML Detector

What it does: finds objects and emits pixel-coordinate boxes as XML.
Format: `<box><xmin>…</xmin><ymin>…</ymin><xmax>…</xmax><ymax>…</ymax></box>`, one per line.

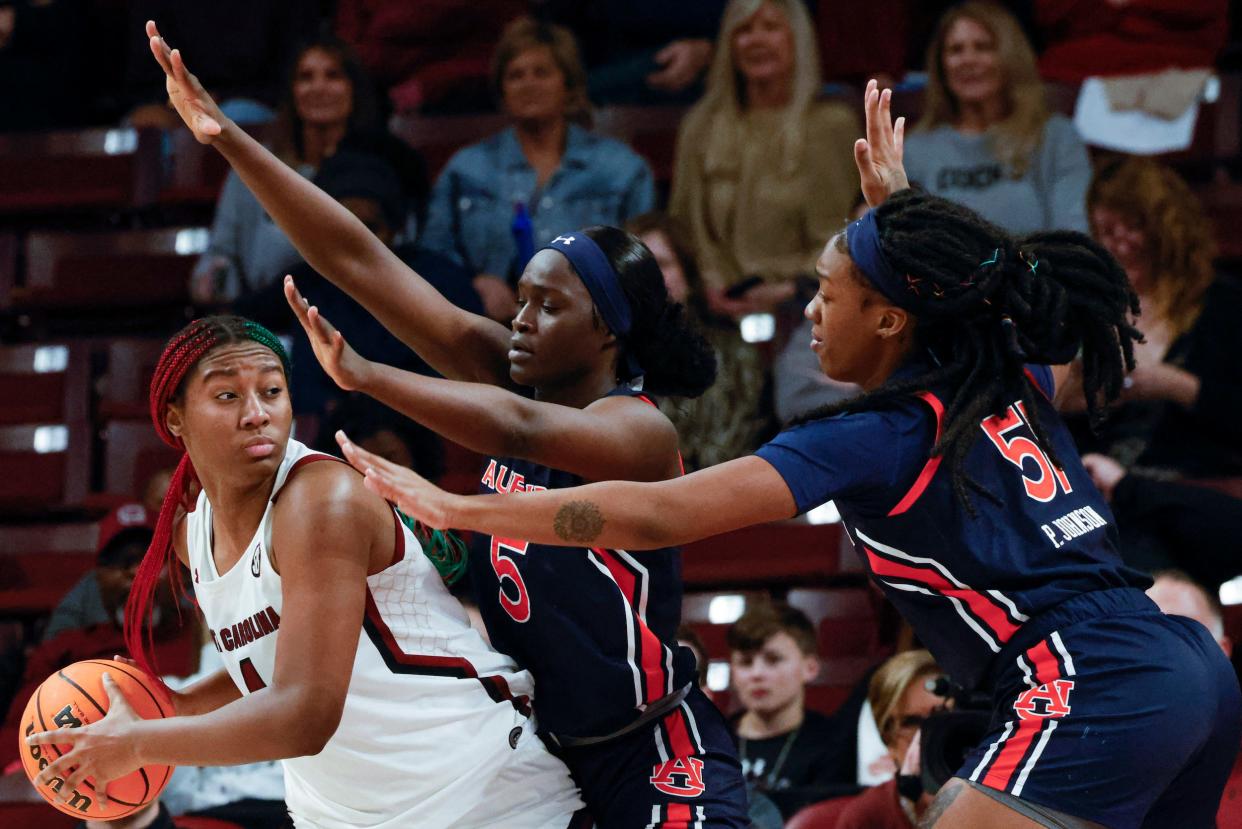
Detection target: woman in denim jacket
<box><xmin>422</xmin><ymin>18</ymin><xmax>656</xmax><ymax>321</ymax></box>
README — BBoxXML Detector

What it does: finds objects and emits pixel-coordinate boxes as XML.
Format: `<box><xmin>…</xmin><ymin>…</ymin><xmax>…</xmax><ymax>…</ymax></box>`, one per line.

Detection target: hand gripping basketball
<box><xmin>23</xmin><ymin>668</ymin><xmax>168</xmax><ymax>818</ymax></box>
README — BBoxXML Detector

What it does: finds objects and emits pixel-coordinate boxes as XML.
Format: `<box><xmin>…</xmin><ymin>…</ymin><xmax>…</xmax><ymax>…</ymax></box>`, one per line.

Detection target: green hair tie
<box><xmin>242</xmin><ymin>320</ymin><xmax>292</xmax><ymax>377</ymax></box>
<box><xmin>397</xmin><ymin>509</ymin><xmax>469</xmax><ymax>585</ymax></box>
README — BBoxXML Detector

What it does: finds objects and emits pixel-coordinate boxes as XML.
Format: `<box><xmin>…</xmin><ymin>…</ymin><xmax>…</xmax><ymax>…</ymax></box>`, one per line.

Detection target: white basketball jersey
<box><xmin>186</xmin><ymin>439</ymin><xmax>582</xmax><ymax>829</ymax></box>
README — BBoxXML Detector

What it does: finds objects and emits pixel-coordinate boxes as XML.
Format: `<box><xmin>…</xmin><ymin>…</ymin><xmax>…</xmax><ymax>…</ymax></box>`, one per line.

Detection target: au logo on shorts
<box><xmin>650</xmin><ymin>756</ymin><xmax>706</xmax><ymax>797</ymax></box>
<box><xmin>1013</xmin><ymin>678</ymin><xmax>1075</xmax><ymax>720</ymax></box>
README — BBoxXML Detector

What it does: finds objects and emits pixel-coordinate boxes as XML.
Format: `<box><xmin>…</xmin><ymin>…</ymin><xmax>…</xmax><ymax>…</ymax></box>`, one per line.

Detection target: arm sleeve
<box><xmin>754</xmin><ymin>409</ymin><xmax>926</xmax><ymax>515</ymax></box>
<box><xmin>1040</xmin><ymin>118</ymin><xmax>1091</xmax><ymax>233</ymax></box>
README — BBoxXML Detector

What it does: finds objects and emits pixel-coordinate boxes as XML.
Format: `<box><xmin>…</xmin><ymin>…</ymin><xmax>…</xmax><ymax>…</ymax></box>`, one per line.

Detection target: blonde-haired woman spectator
<box><xmin>670</xmin><ymin>0</ymin><xmax>859</xmax><ymax>316</ymax></box>
<box><xmin>838</xmin><ymin>650</ymin><xmax>943</xmax><ymax>829</ymax></box>
<box><xmin>904</xmin><ymin>2</ymin><xmax>1091</xmax><ymax>235</ymax></box>
<box><xmin>421</xmin><ymin>17</ymin><xmax>655</xmax><ymax>321</ymax></box>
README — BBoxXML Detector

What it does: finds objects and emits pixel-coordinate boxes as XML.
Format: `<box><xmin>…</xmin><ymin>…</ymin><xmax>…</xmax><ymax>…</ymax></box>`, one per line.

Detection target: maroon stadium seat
<box><xmin>0</xmin><ymin>422</ymin><xmax>90</xmax><ymax>512</ymax></box>
<box><xmin>803</xmin><ymin>684</ymin><xmax>852</xmax><ymax>717</ymax></box>
<box><xmin>0</xmin><ymin>803</ymin><xmax>80</xmax><ymax>829</ymax></box>
<box><xmin>0</xmin><ymin>232</ymin><xmax>17</xmax><ymax>311</ymax></box>
<box><xmin>18</xmin><ymin>227</ymin><xmax>206</xmax><ymax>313</ymax></box>
<box><xmin>681</xmin><ymin>523</ymin><xmax>845</xmax><ymax>588</ymax></box>
<box><xmin>0</xmin><ymin>522</ymin><xmax>97</xmax><ymax>617</ymax></box>
<box><xmin>389</xmin><ymin>112</ymin><xmax>508</xmax><ymax>180</ymax></box>
<box><xmin>788</xmin><ymin>588</ymin><xmax>881</xmax><ymax>661</ymax></box>
<box><xmin>159</xmin><ymin>123</ymin><xmax>275</xmax><ymax>208</ymax></box>
<box><xmin>0</xmin><ymin>128</ymin><xmax>158</xmax><ymax>215</ymax></box>
<box><xmin>173</xmin><ymin>817</ymin><xmax>247</xmax><ymax>829</ymax></box>
<box><xmin>98</xmin><ymin>338</ymin><xmax>168</xmax><ymax>421</ymax></box>
<box><xmin>0</xmin><ymin>343</ymin><xmax>89</xmax><ymax>427</ymax></box>
<box><xmin>100</xmin><ymin>420</ymin><xmax>181</xmax><ymax>502</ymax></box>
<box><xmin>785</xmin><ymin>794</ymin><xmax>861</xmax><ymax>829</ymax></box>
<box><xmin>594</xmin><ymin>105</ymin><xmax>687</xmax><ymax>187</ymax></box>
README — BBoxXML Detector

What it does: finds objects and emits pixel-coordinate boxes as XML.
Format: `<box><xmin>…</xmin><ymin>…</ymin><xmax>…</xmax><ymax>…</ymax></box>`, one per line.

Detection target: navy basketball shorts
<box><xmin>958</xmin><ymin>588</ymin><xmax>1241</xmax><ymax>829</ymax></box>
<box><xmin>555</xmin><ymin>686</ymin><xmax>750</xmax><ymax>828</ymax></box>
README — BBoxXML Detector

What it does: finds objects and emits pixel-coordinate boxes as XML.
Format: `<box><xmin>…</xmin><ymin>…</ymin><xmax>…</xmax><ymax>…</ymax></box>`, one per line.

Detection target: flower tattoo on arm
<box><xmin>552</xmin><ymin>500</ymin><xmax>605</xmax><ymax>543</ymax></box>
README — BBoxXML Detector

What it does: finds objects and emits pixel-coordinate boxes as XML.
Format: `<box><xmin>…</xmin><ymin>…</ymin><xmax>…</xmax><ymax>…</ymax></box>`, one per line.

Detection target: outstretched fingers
<box><xmin>170</xmin><ymin>49</ymin><xmax>220</xmax><ymax>137</ymax></box>
<box><xmin>337</xmin><ymin>431</ymin><xmax>400</xmax><ymax>478</ymax></box>
<box><xmin>284</xmin><ymin>277</ymin><xmax>340</xmax><ymax>351</ymax></box>
<box><xmin>360</xmin><ymin>467</ymin><xmax>403</xmax><ymax>504</ymax></box>
<box><xmin>148</xmin><ymin>30</ymin><xmax>174</xmax><ymax>78</ymax></box>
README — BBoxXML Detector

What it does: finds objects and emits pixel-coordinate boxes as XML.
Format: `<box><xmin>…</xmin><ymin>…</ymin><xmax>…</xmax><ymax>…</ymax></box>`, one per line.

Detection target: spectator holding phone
<box><xmin>670</xmin><ymin>0</ymin><xmax>859</xmax><ymax>317</ymax></box>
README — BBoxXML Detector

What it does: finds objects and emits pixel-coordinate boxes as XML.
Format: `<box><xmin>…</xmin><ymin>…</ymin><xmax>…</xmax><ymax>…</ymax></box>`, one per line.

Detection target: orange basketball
<box><xmin>17</xmin><ymin>659</ymin><xmax>175</xmax><ymax>821</ymax></box>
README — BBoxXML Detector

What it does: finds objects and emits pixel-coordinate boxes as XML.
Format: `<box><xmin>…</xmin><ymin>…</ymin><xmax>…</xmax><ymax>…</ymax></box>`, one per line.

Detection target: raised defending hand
<box><xmin>145</xmin><ymin>20</ymin><xmax>227</xmax><ymax>144</ymax></box>
<box><xmin>855</xmin><ymin>79</ymin><xmax>909</xmax><ymax>208</ymax></box>
<box><xmin>26</xmin><ymin>673</ymin><xmax>143</xmax><ymax>813</ymax></box>
<box><xmin>284</xmin><ymin>276</ymin><xmax>375</xmax><ymax>392</ymax></box>
<box><xmin>337</xmin><ymin>431</ymin><xmax>454</xmax><ymax>529</ymax></box>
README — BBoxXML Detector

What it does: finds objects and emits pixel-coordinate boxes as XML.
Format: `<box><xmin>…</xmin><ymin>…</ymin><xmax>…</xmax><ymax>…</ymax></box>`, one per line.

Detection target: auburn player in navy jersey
<box><xmin>144</xmin><ymin>21</ymin><xmax>748</xmax><ymax>827</ymax></box>
<box><xmin>341</xmin><ymin>82</ymin><xmax>1242</xmax><ymax>829</ymax></box>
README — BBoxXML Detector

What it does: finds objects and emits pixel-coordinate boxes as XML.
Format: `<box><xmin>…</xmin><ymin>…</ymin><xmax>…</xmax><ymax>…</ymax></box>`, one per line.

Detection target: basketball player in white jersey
<box><xmin>28</xmin><ymin>317</ymin><xmax>586</xmax><ymax>829</ymax></box>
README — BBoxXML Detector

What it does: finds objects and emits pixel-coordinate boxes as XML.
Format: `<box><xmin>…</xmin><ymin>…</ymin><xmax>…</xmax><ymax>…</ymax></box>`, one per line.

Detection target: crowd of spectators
<box><xmin>2</xmin><ymin>1</ymin><xmax>1242</xmax><ymax>826</ymax></box>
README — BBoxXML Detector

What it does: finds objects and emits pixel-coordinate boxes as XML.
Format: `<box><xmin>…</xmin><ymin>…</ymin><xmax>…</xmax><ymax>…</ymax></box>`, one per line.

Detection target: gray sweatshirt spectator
<box><xmin>906</xmin><ymin>2</ymin><xmax>1091</xmax><ymax>235</ymax></box>
<box><xmin>904</xmin><ymin>115</ymin><xmax>1090</xmax><ymax>234</ymax></box>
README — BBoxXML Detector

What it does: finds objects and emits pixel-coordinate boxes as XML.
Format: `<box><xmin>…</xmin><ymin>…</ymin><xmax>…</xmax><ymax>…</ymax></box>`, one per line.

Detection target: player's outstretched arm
<box><xmin>289</xmin><ymin>278</ymin><xmax>679</xmax><ymax>481</ymax></box>
<box><xmin>145</xmin><ymin>21</ymin><xmax>511</xmax><ymax>386</ymax></box>
<box><xmin>855</xmin><ymin>79</ymin><xmax>909</xmax><ymax>208</ymax></box>
<box><xmin>339</xmin><ymin>433</ymin><xmax>798</xmax><ymax>549</ymax></box>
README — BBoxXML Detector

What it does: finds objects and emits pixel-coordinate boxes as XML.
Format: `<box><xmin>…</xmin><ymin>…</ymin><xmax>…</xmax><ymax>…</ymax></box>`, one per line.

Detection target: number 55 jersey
<box><xmin>754</xmin><ymin>362</ymin><xmax>1149</xmax><ymax>691</ymax></box>
<box><xmin>757</xmin><ymin>362</ymin><xmax>1241</xmax><ymax>829</ymax></box>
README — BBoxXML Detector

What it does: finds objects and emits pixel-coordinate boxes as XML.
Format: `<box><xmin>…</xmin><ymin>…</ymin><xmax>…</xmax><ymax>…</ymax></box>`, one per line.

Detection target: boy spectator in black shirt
<box><xmin>728</xmin><ymin>599</ymin><xmax>855</xmax><ymax>819</ymax></box>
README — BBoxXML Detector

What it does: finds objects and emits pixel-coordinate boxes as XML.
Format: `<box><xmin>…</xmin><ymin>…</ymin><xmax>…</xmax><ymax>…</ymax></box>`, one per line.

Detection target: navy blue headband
<box><xmin>846</xmin><ymin>208</ymin><xmax>912</xmax><ymax>309</ymax></box>
<box><xmin>539</xmin><ymin>232</ymin><xmax>643</xmax><ymax>381</ymax></box>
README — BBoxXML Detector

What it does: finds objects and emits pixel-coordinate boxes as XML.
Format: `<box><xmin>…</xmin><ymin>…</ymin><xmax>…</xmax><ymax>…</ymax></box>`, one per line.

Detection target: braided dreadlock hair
<box><xmin>806</xmin><ymin>189</ymin><xmax>1141</xmax><ymax>512</ymax></box>
<box><xmin>125</xmin><ymin>316</ymin><xmax>292</xmax><ymax>689</ymax></box>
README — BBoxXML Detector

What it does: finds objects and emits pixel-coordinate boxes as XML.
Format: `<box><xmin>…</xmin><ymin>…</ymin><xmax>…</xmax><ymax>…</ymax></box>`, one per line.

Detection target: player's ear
<box><xmin>165</xmin><ymin>403</ymin><xmax>185</xmax><ymax>439</ymax></box>
<box><xmin>876</xmin><ymin>304</ymin><xmax>911</xmax><ymax>340</ymax></box>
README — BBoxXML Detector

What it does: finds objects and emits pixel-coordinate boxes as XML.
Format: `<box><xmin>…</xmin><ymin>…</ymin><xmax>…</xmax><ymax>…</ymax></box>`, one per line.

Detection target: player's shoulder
<box><xmin>586</xmin><ymin>391</ymin><xmax>680</xmax><ymax>441</ymax></box>
<box><xmin>274</xmin><ymin>455</ymin><xmax>385</xmax><ymax>524</ymax></box>
<box><xmin>785</xmin><ymin>395</ymin><xmax>930</xmax><ymax>440</ymax></box>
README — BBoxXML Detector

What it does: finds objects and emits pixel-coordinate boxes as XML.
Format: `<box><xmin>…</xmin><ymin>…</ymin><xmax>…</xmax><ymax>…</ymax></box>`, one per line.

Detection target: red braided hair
<box><xmin>124</xmin><ymin>316</ymin><xmax>291</xmax><ymax>688</ymax></box>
